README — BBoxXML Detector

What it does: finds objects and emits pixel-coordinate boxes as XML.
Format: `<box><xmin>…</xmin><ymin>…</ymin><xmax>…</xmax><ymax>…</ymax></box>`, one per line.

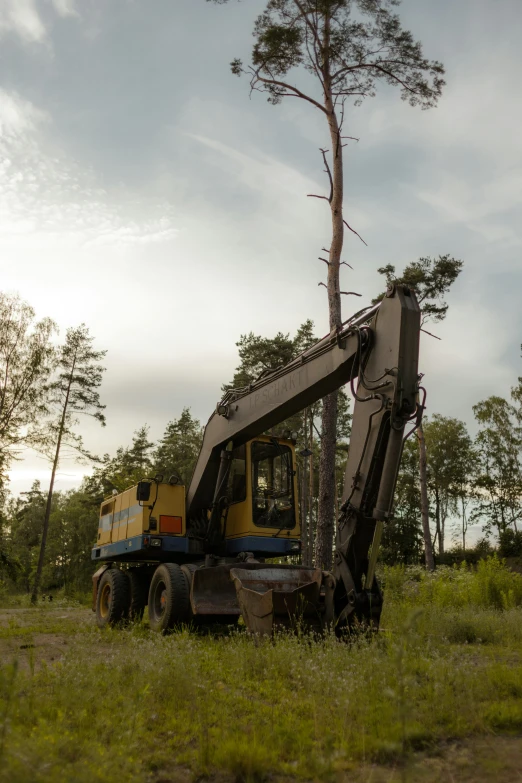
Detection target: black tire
<box><xmin>96</xmin><ymin>568</ymin><xmax>130</xmax><ymax>629</ymax></box>
<box><xmin>148</xmin><ymin>563</ymin><xmax>190</xmax><ymax>632</ymax></box>
<box><xmin>128</xmin><ymin>569</ymin><xmax>150</xmax><ymax>621</ymax></box>
<box><xmin>180</xmin><ymin>564</ymin><xmax>199</xmax><ymax>621</ymax></box>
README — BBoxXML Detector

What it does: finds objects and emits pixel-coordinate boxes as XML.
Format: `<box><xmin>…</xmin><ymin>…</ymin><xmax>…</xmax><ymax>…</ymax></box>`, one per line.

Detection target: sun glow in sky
<box><xmin>1</xmin><ymin>0</ymin><xmax>521</xmax><ymax>547</ymax></box>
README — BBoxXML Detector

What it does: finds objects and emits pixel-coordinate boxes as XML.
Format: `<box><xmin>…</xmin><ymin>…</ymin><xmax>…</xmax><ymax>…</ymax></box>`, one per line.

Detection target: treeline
<box><xmin>2</xmin><ymin>259</ymin><xmax>522</xmax><ymax>598</ymax></box>
<box><xmin>3</xmin><ymin>381</ymin><xmax>522</xmax><ymax>598</ymax></box>
<box><xmin>384</xmin><ymin>401</ymin><xmax>522</xmax><ymax>565</ymax></box>
<box><xmin>0</xmin><ymin>412</ymin><xmax>202</xmax><ymax>597</ymax></box>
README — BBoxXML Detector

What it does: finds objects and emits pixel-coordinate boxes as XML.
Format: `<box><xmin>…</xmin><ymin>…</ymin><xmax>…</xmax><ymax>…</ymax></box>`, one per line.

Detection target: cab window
<box><xmin>251</xmin><ymin>441</ymin><xmax>295</xmax><ymax>529</ymax></box>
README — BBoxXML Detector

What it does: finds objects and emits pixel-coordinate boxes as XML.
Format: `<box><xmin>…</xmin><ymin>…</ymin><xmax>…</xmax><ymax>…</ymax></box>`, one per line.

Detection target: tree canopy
<box><xmin>213</xmin><ymin>0</ymin><xmax>444</xmax><ymax>113</ymax></box>
<box><xmin>375</xmin><ymin>255</ymin><xmax>464</xmax><ymax>324</ymax></box>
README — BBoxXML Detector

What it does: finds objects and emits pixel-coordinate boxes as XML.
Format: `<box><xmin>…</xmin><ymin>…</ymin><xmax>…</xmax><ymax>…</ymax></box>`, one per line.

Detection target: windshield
<box><xmin>251</xmin><ymin>441</ymin><xmax>295</xmax><ymax>529</ymax></box>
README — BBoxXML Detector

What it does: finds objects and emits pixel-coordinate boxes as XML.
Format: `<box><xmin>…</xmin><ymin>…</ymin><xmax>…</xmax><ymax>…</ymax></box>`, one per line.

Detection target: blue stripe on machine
<box><xmin>225</xmin><ymin>536</ymin><xmax>300</xmax><ymax>555</ymax></box>
<box><xmin>91</xmin><ymin>534</ymin><xmax>190</xmax><ymax>560</ymax></box>
<box><xmin>91</xmin><ymin>535</ymin><xmax>299</xmax><ymax>560</ymax></box>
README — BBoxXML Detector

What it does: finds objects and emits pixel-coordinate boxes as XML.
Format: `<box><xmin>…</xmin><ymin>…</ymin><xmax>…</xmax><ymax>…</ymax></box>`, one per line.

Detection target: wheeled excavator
<box><xmin>92</xmin><ymin>284</ymin><xmax>421</xmax><ymax>633</ymax></box>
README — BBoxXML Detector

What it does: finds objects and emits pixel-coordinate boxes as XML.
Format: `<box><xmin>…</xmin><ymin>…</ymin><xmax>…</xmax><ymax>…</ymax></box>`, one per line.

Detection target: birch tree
<box><xmin>0</xmin><ymin>293</ymin><xmax>55</xmax><ymax>486</ymax></box>
<box><xmin>31</xmin><ymin>325</ymin><xmax>106</xmax><ymax>604</ymax></box>
<box><xmin>209</xmin><ymin>0</ymin><xmax>445</xmax><ymax>569</ymax></box>
<box><xmin>472</xmin><ymin>394</ymin><xmax>522</xmax><ymax>539</ymax></box>
<box><xmin>423</xmin><ymin>414</ymin><xmax>473</xmax><ymax>556</ymax></box>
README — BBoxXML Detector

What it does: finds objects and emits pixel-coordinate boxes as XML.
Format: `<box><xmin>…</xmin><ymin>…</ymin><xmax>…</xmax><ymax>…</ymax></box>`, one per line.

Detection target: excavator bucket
<box><xmin>189</xmin><ymin>562</ymin><xmax>286</xmax><ymax>619</ymax></box>
<box><xmin>191</xmin><ymin>566</ymin><xmax>241</xmax><ymax>618</ymax></box>
<box><xmin>230</xmin><ymin>565</ymin><xmax>324</xmax><ymax>635</ymax></box>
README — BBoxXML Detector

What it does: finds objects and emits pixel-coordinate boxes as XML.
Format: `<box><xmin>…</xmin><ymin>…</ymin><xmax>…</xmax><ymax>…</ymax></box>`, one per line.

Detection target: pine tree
<box><xmin>210</xmin><ymin>0</ymin><xmax>445</xmax><ymax>571</ymax></box>
<box><xmin>85</xmin><ymin>425</ymin><xmax>154</xmax><ymax>501</ymax></box>
<box><xmin>31</xmin><ymin>325</ymin><xmax>106</xmax><ymax>604</ymax></box>
<box><xmin>153</xmin><ymin>409</ymin><xmax>203</xmax><ymax>486</ymax></box>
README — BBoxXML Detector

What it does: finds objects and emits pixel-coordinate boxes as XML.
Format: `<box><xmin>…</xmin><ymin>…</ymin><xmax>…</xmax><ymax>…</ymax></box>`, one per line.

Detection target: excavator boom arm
<box><xmin>187</xmin><ymin>284</ymin><xmax>420</xmax><ymax>629</ymax></box>
<box><xmin>188</xmin><ymin>286</ymin><xmax>420</xmax><ymax>530</ymax></box>
<box><xmin>187</xmin><ymin>302</ymin><xmax>381</xmax><ymax>516</ymax></box>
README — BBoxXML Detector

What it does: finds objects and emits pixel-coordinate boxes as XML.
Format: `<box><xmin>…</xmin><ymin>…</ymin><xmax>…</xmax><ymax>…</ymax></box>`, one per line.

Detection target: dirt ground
<box><xmin>346</xmin><ymin>737</ymin><xmax>522</xmax><ymax>783</ymax></box>
<box><xmin>0</xmin><ymin>604</ymin><xmax>95</xmax><ymax>670</ymax></box>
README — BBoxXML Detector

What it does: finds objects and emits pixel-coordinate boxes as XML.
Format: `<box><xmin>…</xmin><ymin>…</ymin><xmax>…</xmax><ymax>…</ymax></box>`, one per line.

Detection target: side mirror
<box><xmin>136</xmin><ymin>481</ymin><xmax>151</xmax><ymax>502</ymax></box>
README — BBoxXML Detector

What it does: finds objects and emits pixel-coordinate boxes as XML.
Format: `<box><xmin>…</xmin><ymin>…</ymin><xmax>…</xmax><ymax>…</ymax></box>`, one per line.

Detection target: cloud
<box><xmin>190</xmin><ymin>132</ymin><xmax>319</xmax><ymax>201</ymax></box>
<box><xmin>0</xmin><ymin>87</ymin><xmax>47</xmax><ymax>135</ymax></box>
<box><xmin>0</xmin><ymin>0</ymin><xmax>79</xmax><ymax>46</ymax></box>
<box><xmin>0</xmin><ymin>0</ymin><xmax>46</xmax><ymax>44</ymax></box>
<box><xmin>51</xmin><ymin>0</ymin><xmax>78</xmax><ymax>18</ymax></box>
<box><xmin>417</xmin><ymin>167</ymin><xmax>522</xmax><ymax>248</ymax></box>
<box><xmin>0</xmin><ymin>89</ymin><xmax>178</xmax><ymax>247</ymax></box>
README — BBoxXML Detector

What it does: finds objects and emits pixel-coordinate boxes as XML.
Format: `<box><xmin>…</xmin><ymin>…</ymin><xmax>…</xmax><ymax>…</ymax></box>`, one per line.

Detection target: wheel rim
<box><xmin>152</xmin><ymin>579</ymin><xmax>167</xmax><ymax>619</ymax></box>
<box><xmin>100</xmin><ymin>583</ymin><xmax>111</xmax><ymax>618</ymax></box>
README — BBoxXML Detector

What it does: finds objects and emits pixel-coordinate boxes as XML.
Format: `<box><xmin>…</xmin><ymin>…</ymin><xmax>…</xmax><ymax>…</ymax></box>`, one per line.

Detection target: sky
<box><xmin>1</xmin><ymin>0</ymin><xmax>521</xmax><ymax>541</ymax></box>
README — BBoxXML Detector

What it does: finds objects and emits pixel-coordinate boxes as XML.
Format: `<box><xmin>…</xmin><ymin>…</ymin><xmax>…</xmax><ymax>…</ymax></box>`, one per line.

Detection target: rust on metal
<box><xmin>230</xmin><ymin>565</ymin><xmax>323</xmax><ymax>635</ymax></box>
<box><xmin>191</xmin><ymin>566</ymin><xmax>240</xmax><ymax>615</ymax></box>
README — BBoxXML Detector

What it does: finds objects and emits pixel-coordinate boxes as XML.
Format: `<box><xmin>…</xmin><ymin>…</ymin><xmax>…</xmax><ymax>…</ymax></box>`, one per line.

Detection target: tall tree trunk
<box><xmin>316</xmin><ymin>392</ymin><xmax>338</xmax><ymax>569</ymax></box>
<box><xmin>461</xmin><ymin>494</ymin><xmax>466</xmax><ymax>552</ymax></box>
<box><xmin>417</xmin><ymin>422</ymin><xmax>435</xmax><ymax>570</ymax></box>
<box><xmin>315</xmin><ymin>71</ymin><xmax>344</xmax><ymax>570</ymax></box>
<box><xmin>31</xmin><ymin>366</ymin><xmax>74</xmax><ymax>604</ymax></box>
<box><xmin>435</xmin><ymin>488</ymin><xmax>444</xmax><ymax>556</ymax></box>
<box><xmin>301</xmin><ymin>408</ymin><xmax>308</xmax><ymax>565</ymax></box>
<box><xmin>440</xmin><ymin>498</ymin><xmax>448</xmax><ymax>556</ymax></box>
<box><xmin>307</xmin><ymin>413</ymin><xmax>314</xmax><ymax>567</ymax></box>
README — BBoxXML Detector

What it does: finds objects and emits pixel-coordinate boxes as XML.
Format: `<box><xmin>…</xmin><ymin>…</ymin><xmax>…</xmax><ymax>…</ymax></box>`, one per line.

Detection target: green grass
<box><xmin>1</xmin><ymin>558</ymin><xmax>522</xmax><ymax>782</ymax></box>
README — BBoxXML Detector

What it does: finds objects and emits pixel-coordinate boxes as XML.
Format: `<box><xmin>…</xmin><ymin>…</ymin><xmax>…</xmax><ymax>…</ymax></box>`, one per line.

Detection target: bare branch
<box><xmin>319</xmin><ymin>257</ymin><xmax>330</xmax><ymax>265</ymax></box>
<box><xmin>420</xmin><ymin>328</ymin><xmax>442</xmax><ymax>341</ymax></box>
<box><xmin>307</xmin><ymin>194</ymin><xmax>330</xmax><ymax>201</ymax></box>
<box><xmin>253</xmin><ymin>71</ymin><xmax>327</xmax><ymax>114</ymax></box>
<box><xmin>341</xmin><ymin>261</ymin><xmax>354</xmax><ymax>270</ymax></box>
<box><xmin>366</xmin><ymin>63</ymin><xmax>420</xmax><ymax>95</ymax></box>
<box><xmin>335</xmin><ymin>99</ymin><xmax>346</xmax><ymax>159</ymax></box>
<box><xmin>343</xmin><ymin>219</ymin><xmax>368</xmax><ymax>247</ymax></box>
<box><xmin>338</xmin><ymin>99</ymin><xmax>346</xmax><ymax>134</ymax></box>
<box><xmin>293</xmin><ymin>0</ymin><xmax>322</xmax><ymax>50</ymax></box>
<box><xmin>320</xmin><ymin>148</ymin><xmax>333</xmax><ymax>203</ymax></box>
<box><xmin>300</xmin><ymin>9</ymin><xmax>325</xmax><ymax>91</ymax></box>
<box><xmin>318</xmin><ymin>282</ymin><xmax>327</xmax><ymax>288</ymax></box>
<box><xmin>341</xmin><ymin>291</ymin><xmax>362</xmax><ymax>297</ymax></box>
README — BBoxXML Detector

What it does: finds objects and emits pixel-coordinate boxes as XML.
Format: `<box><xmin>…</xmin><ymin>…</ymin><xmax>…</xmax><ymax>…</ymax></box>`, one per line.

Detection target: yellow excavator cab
<box><xmin>223</xmin><ymin>435</ymin><xmax>300</xmax><ymax>543</ymax></box>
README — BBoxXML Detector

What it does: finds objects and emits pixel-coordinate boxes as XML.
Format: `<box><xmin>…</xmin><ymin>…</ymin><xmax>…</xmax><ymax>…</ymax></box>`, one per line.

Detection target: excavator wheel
<box><xmin>180</xmin><ymin>564</ymin><xmax>199</xmax><ymax>621</ymax></box>
<box><xmin>127</xmin><ymin>569</ymin><xmax>150</xmax><ymax>622</ymax></box>
<box><xmin>96</xmin><ymin>568</ymin><xmax>130</xmax><ymax>629</ymax></box>
<box><xmin>148</xmin><ymin>563</ymin><xmax>190</xmax><ymax>632</ymax></box>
